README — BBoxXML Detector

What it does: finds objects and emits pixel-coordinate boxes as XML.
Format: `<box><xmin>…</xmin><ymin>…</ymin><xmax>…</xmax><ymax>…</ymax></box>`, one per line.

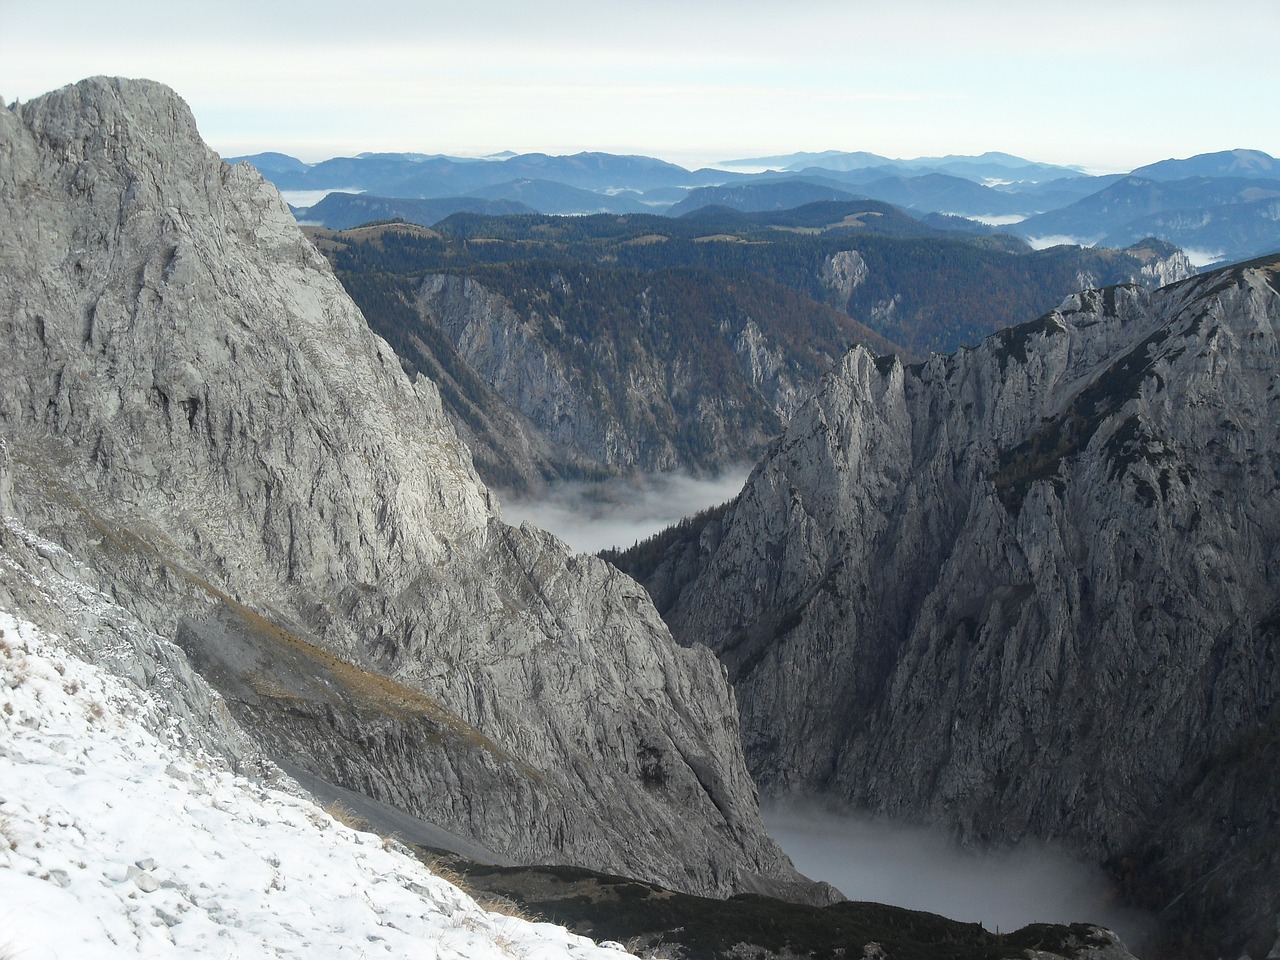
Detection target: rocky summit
<box><xmin>636</xmin><ymin>258</ymin><xmax>1280</xmax><ymax>954</ymax></box>
<box><xmin>0</xmin><ymin>77</ymin><xmax>811</xmax><ymax>900</ymax></box>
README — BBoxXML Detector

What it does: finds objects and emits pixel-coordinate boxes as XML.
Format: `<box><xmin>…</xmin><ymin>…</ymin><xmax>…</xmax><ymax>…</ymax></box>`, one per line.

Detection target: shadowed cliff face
<box><xmin>644</xmin><ymin>261</ymin><xmax>1280</xmax><ymax>953</ymax></box>
<box><xmin>0</xmin><ymin>77</ymin><xmax>810</xmax><ymax>900</ymax></box>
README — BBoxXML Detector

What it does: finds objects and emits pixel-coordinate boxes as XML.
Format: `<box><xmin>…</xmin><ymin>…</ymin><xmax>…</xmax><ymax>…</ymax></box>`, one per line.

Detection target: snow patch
<box><xmin>0</xmin><ymin>607</ymin><xmax>635</xmax><ymax>960</ymax></box>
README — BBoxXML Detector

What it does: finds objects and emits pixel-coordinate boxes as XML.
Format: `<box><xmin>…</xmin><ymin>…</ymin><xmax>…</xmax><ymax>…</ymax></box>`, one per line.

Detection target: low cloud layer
<box><xmin>497</xmin><ymin>468</ymin><xmax>751</xmax><ymax>554</ymax></box>
<box><xmin>1024</xmin><ymin>233</ymin><xmax>1102</xmax><ymax>250</ymax></box>
<box><xmin>764</xmin><ymin>803</ymin><xmax>1152</xmax><ymax>947</ymax></box>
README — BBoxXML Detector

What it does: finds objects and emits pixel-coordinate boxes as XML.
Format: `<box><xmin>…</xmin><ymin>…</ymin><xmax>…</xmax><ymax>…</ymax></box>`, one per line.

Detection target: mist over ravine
<box><xmin>496</xmin><ymin>468</ymin><xmax>752</xmax><ymax>554</ymax></box>
<box><xmin>764</xmin><ymin>803</ymin><xmax>1152</xmax><ymax>947</ymax></box>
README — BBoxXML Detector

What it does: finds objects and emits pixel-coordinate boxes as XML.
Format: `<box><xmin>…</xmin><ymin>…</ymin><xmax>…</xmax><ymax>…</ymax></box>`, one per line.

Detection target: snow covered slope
<box><xmin>0</xmin><ymin>516</ymin><xmax>633</xmax><ymax>960</ymax></box>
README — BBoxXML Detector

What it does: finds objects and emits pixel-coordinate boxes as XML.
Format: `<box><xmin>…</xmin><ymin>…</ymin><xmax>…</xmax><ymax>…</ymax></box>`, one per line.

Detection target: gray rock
<box><xmin>47</xmin><ymin>869</ymin><xmax>71</xmax><ymax>888</ymax></box>
<box><xmin>127</xmin><ymin>864</ymin><xmax>160</xmax><ymax>893</ymax></box>
<box><xmin>0</xmin><ymin>77</ymin><xmax>809</xmax><ymax>900</ymax></box>
<box><xmin>651</xmin><ymin>263</ymin><xmax>1280</xmax><ymax>949</ymax></box>
<box><xmin>819</xmin><ymin>250</ymin><xmax>869</xmax><ymax>308</ymax></box>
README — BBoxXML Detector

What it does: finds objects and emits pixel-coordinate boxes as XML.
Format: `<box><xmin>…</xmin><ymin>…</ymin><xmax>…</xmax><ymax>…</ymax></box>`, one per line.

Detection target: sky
<box><xmin>1</xmin><ymin>0</ymin><xmax>1276</xmax><ymax>173</ymax></box>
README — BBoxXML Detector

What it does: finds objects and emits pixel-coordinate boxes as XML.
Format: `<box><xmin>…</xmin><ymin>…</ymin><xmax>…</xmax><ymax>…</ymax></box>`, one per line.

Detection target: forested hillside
<box><xmin>306</xmin><ymin>211</ymin><xmax>1190</xmax><ymax>488</ymax></box>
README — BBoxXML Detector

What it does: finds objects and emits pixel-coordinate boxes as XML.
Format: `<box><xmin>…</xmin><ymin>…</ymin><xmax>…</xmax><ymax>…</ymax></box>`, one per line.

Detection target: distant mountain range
<box><xmin>717</xmin><ymin>149</ymin><xmax>1090</xmax><ymax>183</ymax></box>
<box><xmin>230</xmin><ymin>147</ymin><xmax>1280</xmax><ymax>267</ymax></box>
<box><xmin>1010</xmin><ymin>175</ymin><xmax>1280</xmax><ymax>261</ymax></box>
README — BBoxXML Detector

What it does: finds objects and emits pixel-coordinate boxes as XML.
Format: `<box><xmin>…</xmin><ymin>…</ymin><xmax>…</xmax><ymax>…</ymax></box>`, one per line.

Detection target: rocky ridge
<box><xmin>638</xmin><ymin>260</ymin><xmax>1280</xmax><ymax>954</ymax></box>
<box><xmin>0</xmin><ymin>77</ymin><xmax>807</xmax><ymax>900</ymax></box>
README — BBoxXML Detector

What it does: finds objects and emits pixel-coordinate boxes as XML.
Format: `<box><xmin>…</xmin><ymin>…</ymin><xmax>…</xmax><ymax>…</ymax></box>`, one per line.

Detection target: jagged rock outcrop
<box><xmin>819</xmin><ymin>250</ymin><xmax>869</xmax><ymax>305</ymax></box>
<box><xmin>1136</xmin><ymin>243</ymin><xmax>1195</xmax><ymax>287</ymax></box>
<box><xmin>824</xmin><ymin>238</ymin><xmax>1196</xmax><ymax>357</ymax></box>
<box><xmin>0</xmin><ymin>77</ymin><xmax>811</xmax><ymax>900</ymax></box>
<box><xmin>642</xmin><ymin>261</ymin><xmax>1280</xmax><ymax>953</ymax></box>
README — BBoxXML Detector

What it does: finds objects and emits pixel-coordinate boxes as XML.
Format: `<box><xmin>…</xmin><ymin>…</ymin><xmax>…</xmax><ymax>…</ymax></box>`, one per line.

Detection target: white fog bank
<box><xmin>764</xmin><ymin>803</ymin><xmax>1152</xmax><ymax>947</ymax></box>
<box><xmin>497</xmin><ymin>468</ymin><xmax>752</xmax><ymax>554</ymax></box>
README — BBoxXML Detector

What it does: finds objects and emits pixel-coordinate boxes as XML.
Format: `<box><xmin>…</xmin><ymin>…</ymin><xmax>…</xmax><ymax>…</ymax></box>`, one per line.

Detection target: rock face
<box><xmin>406</xmin><ymin>269</ymin><xmax>858</xmax><ymax>490</ymax></box>
<box><xmin>0</xmin><ymin>77</ymin><xmax>809</xmax><ymax>900</ymax></box>
<box><xmin>644</xmin><ymin>262</ymin><xmax>1280</xmax><ymax>953</ymax></box>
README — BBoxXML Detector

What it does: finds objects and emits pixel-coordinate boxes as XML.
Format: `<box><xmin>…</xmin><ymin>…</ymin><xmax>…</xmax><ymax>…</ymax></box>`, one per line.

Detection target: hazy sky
<box><xmin>2</xmin><ymin>0</ymin><xmax>1275</xmax><ymax>171</ymax></box>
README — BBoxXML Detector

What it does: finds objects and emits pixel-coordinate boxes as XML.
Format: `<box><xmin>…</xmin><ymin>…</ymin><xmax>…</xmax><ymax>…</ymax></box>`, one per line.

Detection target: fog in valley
<box><xmin>764</xmin><ymin>803</ymin><xmax>1152</xmax><ymax>947</ymax></box>
<box><xmin>496</xmin><ymin>468</ymin><xmax>752</xmax><ymax>554</ymax></box>
<box><xmin>503</xmin><ymin>471</ymin><xmax>1156</xmax><ymax>949</ymax></box>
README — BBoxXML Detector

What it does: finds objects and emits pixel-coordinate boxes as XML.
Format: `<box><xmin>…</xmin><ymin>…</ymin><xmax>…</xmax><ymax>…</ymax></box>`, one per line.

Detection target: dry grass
<box><xmin>475</xmin><ymin>895</ymin><xmax>541</xmax><ymax>924</ymax></box>
<box><xmin>415</xmin><ymin>851</ymin><xmax>473</xmax><ymax>891</ymax></box>
<box><xmin>212</xmin><ymin>597</ymin><xmax>544</xmax><ymax>782</ymax></box>
<box><xmin>413</xmin><ymin>852</ymin><xmax>541</xmax><ymax>925</ymax></box>
<box><xmin>323</xmin><ymin>800</ymin><xmax>372</xmax><ymax>834</ymax></box>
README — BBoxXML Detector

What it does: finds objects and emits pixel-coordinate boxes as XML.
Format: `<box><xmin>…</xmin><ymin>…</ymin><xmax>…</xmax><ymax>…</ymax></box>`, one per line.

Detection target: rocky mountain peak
<box><xmin>636</xmin><ymin>256</ymin><xmax>1280</xmax><ymax>954</ymax></box>
<box><xmin>17</xmin><ymin>77</ymin><xmax>204</xmax><ymax>172</ymax></box>
<box><xmin>0</xmin><ymin>77</ymin><xmax>808</xmax><ymax>901</ymax></box>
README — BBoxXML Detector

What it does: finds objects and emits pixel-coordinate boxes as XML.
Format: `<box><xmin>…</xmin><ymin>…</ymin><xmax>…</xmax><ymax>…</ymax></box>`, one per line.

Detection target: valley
<box><xmin>2</xmin><ymin>74</ymin><xmax>1278</xmax><ymax>960</ymax></box>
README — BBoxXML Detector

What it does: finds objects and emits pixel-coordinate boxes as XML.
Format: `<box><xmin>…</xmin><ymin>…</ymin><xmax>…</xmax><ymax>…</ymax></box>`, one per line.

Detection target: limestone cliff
<box><xmin>646</xmin><ymin>261</ymin><xmax>1280</xmax><ymax>953</ymax></box>
<box><xmin>405</xmin><ymin>269</ymin><xmax>849</xmax><ymax>490</ymax></box>
<box><xmin>0</xmin><ymin>77</ymin><xmax>807</xmax><ymax>899</ymax></box>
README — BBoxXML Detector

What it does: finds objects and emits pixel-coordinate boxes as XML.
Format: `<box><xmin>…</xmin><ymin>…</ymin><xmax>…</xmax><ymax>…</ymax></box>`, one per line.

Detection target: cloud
<box><xmin>764</xmin><ymin>802</ymin><xmax>1153</xmax><ymax>948</ymax></box>
<box><xmin>1024</xmin><ymin>234</ymin><xmax>1099</xmax><ymax>250</ymax></box>
<box><xmin>959</xmin><ymin>213</ymin><xmax>1028</xmax><ymax>226</ymax></box>
<box><xmin>1181</xmin><ymin>247</ymin><xmax>1226</xmax><ymax>268</ymax></box>
<box><xmin>496</xmin><ymin>468</ymin><xmax>751</xmax><ymax>554</ymax></box>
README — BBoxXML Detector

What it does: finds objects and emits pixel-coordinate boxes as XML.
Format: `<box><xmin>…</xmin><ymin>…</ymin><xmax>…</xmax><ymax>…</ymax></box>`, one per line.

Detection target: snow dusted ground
<box><xmin>0</xmin><ymin>529</ymin><xmax>634</xmax><ymax>960</ymax></box>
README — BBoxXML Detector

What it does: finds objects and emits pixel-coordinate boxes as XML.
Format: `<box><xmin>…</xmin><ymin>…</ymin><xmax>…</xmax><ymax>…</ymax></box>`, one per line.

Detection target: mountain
<box><xmin>825</xmin><ymin>236</ymin><xmax>1192</xmax><ymax>355</ymax></box>
<box><xmin>717</xmin><ymin>150</ymin><xmax>1084</xmax><ymax>183</ymax></box>
<box><xmin>1098</xmin><ymin>195</ymin><xmax>1280</xmax><ymax>265</ymax></box>
<box><xmin>468</xmin><ymin>177</ymin><xmax>659</xmax><ymax>214</ymax></box>
<box><xmin>1130</xmin><ymin>148</ymin><xmax>1280</xmax><ymax>181</ymax></box>
<box><xmin>0</xmin><ymin>520</ymin><xmax>1137</xmax><ymax>960</ymax></box>
<box><xmin>667</xmin><ymin>172</ymin><xmax>1058</xmax><ymax>221</ymax></box>
<box><xmin>296</xmin><ymin>191</ymin><xmax>536</xmax><ymax>228</ymax></box>
<box><xmin>230</xmin><ymin>149</ymin><xmax>731</xmax><ymax>199</ymax></box>
<box><xmin>911</xmin><ymin>152</ymin><xmax>1086</xmax><ymax>183</ymax></box>
<box><xmin>852</xmin><ymin>172</ymin><xmax>1033</xmax><ymax>217</ymax></box>
<box><xmin>502</xmin><ymin>150</ymin><xmax>698</xmax><ymax>190</ymax></box>
<box><xmin>716</xmin><ymin>150</ymin><xmax>896</xmax><ymax>171</ymax></box>
<box><xmin>0</xmin><ymin>76</ymin><xmax>811</xmax><ymax>902</ymax></box>
<box><xmin>229</xmin><ymin>149</ymin><xmax>311</xmax><ymax>175</ymax></box>
<box><xmin>673</xmin><ymin>198</ymin><xmax>948</xmax><ymax>237</ymax></box>
<box><xmin>305</xmin><ymin>209</ymin><xmax>1188</xmax><ymax>491</ymax></box>
<box><xmin>614</xmin><ymin>258</ymin><xmax>1280</xmax><ymax>957</ymax></box>
<box><xmin>1014</xmin><ymin>176</ymin><xmax>1280</xmax><ymax>264</ymax></box>
<box><xmin>309</xmin><ymin>221</ymin><xmax>898</xmax><ymax>490</ymax></box>
<box><xmin>668</xmin><ymin>179</ymin><xmax>862</xmax><ymax>216</ymax></box>
<box><xmin>231</xmin><ymin>146</ymin><xmax>1280</xmax><ymax>270</ymax></box>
